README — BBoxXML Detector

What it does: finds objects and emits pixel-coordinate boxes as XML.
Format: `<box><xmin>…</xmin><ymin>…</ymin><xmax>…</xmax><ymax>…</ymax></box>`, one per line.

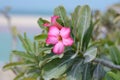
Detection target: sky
<box><xmin>0</xmin><ymin>0</ymin><xmax>120</xmax><ymax>15</ymax></box>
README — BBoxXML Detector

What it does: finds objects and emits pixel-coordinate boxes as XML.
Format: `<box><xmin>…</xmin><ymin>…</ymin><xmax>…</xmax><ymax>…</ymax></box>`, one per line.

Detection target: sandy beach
<box><xmin>0</xmin><ymin>14</ymin><xmax>50</xmax><ymax>33</ymax></box>
<box><xmin>0</xmin><ymin>62</ymin><xmax>15</xmax><ymax>80</ymax></box>
<box><xmin>0</xmin><ymin>14</ymin><xmax>50</xmax><ymax>28</ymax></box>
<box><xmin>0</xmin><ymin>68</ymin><xmax>16</xmax><ymax>80</ymax></box>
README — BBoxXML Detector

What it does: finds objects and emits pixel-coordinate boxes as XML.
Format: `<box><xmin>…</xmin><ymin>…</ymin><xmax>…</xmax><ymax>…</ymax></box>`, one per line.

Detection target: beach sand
<box><xmin>0</xmin><ymin>14</ymin><xmax>50</xmax><ymax>28</ymax></box>
<box><xmin>0</xmin><ymin>68</ymin><xmax>16</xmax><ymax>80</ymax></box>
<box><xmin>0</xmin><ymin>14</ymin><xmax>50</xmax><ymax>33</ymax></box>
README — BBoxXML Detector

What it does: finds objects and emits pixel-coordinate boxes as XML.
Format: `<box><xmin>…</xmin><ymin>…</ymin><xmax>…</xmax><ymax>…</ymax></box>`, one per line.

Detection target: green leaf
<box><xmin>109</xmin><ymin>46</ymin><xmax>120</xmax><ymax>65</ymax></box>
<box><xmin>107</xmin><ymin>71</ymin><xmax>120</xmax><ymax>80</ymax></box>
<box><xmin>23</xmin><ymin>70</ymin><xmax>39</xmax><ymax>80</ymax></box>
<box><xmin>25</xmin><ymin>68</ymin><xmax>40</xmax><ymax>75</ymax></box>
<box><xmin>38</xmin><ymin>18</ymin><xmax>49</xmax><ymax>29</ymax></box>
<box><xmin>104</xmin><ymin>73</ymin><xmax>114</xmax><ymax>80</ymax></box>
<box><xmin>24</xmin><ymin>33</ymin><xmax>33</xmax><ymax>53</ymax></box>
<box><xmin>82</xmin><ymin>63</ymin><xmax>92</xmax><ymax>80</ymax></box>
<box><xmin>73</xmin><ymin>5</ymin><xmax>91</xmax><ymax>46</ymax></box>
<box><xmin>82</xmin><ymin>19</ymin><xmax>99</xmax><ymax>51</ymax></box>
<box><xmin>72</xmin><ymin>6</ymin><xmax>81</xmax><ymax>39</ymax></box>
<box><xmin>84</xmin><ymin>47</ymin><xmax>97</xmax><ymax>63</ymax></box>
<box><xmin>82</xmin><ymin>20</ymin><xmax>93</xmax><ymax>51</ymax></box>
<box><xmin>93</xmin><ymin>64</ymin><xmax>106</xmax><ymax>80</ymax></box>
<box><xmin>12</xmin><ymin>50</ymin><xmax>34</xmax><ymax>62</ymax></box>
<box><xmin>18</xmin><ymin>34</ymin><xmax>32</xmax><ymax>53</ymax></box>
<box><xmin>34</xmin><ymin>34</ymin><xmax>47</xmax><ymax>42</ymax></box>
<box><xmin>14</xmin><ymin>72</ymin><xmax>24</xmax><ymax>80</ymax></box>
<box><xmin>89</xmin><ymin>39</ymin><xmax>114</xmax><ymax>48</ymax></box>
<box><xmin>39</xmin><ymin>47</ymin><xmax>52</xmax><ymax>52</ymax></box>
<box><xmin>54</xmin><ymin>6</ymin><xmax>69</xmax><ymax>26</ymax></box>
<box><xmin>71</xmin><ymin>5</ymin><xmax>81</xmax><ymax>28</ymax></box>
<box><xmin>42</xmin><ymin>57</ymin><xmax>74</xmax><ymax>80</ymax></box>
<box><xmin>3</xmin><ymin>62</ymin><xmax>24</xmax><ymax>69</ymax></box>
<box><xmin>113</xmin><ymin>15</ymin><xmax>120</xmax><ymax>23</ymax></box>
<box><xmin>23</xmin><ymin>78</ymin><xmax>36</xmax><ymax>80</ymax></box>
<box><xmin>66</xmin><ymin>60</ymin><xmax>83</xmax><ymax>80</ymax></box>
<box><xmin>107</xmin><ymin>72</ymin><xmax>117</xmax><ymax>80</ymax></box>
<box><xmin>39</xmin><ymin>54</ymin><xmax>59</xmax><ymax>68</ymax></box>
<box><xmin>33</xmin><ymin>41</ymin><xmax>37</xmax><ymax>53</ymax></box>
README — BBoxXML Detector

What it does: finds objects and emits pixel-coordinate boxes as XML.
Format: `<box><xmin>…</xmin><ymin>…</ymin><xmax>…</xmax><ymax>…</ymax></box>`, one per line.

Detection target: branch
<box><xmin>93</xmin><ymin>58</ymin><xmax>120</xmax><ymax>70</ymax></box>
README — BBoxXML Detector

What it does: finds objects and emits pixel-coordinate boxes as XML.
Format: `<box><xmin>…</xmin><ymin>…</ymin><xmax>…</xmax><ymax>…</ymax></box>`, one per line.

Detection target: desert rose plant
<box><xmin>3</xmin><ymin>5</ymin><xmax>120</xmax><ymax>80</ymax></box>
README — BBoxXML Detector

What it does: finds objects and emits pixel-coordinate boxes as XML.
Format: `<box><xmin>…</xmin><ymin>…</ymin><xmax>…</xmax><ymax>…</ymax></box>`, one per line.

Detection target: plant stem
<box><xmin>71</xmin><ymin>42</ymin><xmax>80</xmax><ymax>59</ymax></box>
<box><xmin>93</xmin><ymin>58</ymin><xmax>120</xmax><ymax>70</ymax></box>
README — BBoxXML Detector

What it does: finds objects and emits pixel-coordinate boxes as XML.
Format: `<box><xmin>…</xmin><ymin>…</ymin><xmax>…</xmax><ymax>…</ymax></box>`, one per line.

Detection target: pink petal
<box><xmin>48</xmin><ymin>26</ymin><xmax>60</xmax><ymax>36</ymax></box>
<box><xmin>54</xmin><ymin>22</ymin><xmax>63</xmax><ymax>30</ymax></box>
<box><xmin>43</xmin><ymin>23</ymin><xmax>51</xmax><ymax>27</ymax></box>
<box><xmin>62</xmin><ymin>37</ymin><xmax>74</xmax><ymax>46</ymax></box>
<box><xmin>46</xmin><ymin>35</ymin><xmax>58</xmax><ymax>45</ymax></box>
<box><xmin>51</xmin><ymin>15</ymin><xmax>59</xmax><ymax>24</ymax></box>
<box><xmin>53</xmin><ymin>41</ymin><xmax>64</xmax><ymax>55</ymax></box>
<box><xmin>51</xmin><ymin>15</ymin><xmax>63</xmax><ymax>29</ymax></box>
<box><xmin>60</xmin><ymin>27</ymin><xmax>70</xmax><ymax>38</ymax></box>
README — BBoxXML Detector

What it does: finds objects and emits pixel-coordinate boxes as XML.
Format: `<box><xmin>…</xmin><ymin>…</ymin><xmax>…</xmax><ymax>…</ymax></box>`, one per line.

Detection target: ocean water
<box><xmin>0</xmin><ymin>32</ymin><xmax>12</xmax><ymax>62</ymax></box>
<box><xmin>0</xmin><ymin>32</ymin><xmax>29</xmax><ymax>62</ymax></box>
<box><xmin>0</xmin><ymin>27</ymin><xmax>41</xmax><ymax>63</ymax></box>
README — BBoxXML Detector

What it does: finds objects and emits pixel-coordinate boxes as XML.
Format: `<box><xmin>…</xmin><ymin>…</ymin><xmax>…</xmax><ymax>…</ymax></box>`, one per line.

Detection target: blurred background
<box><xmin>0</xmin><ymin>0</ymin><xmax>120</xmax><ymax>65</ymax></box>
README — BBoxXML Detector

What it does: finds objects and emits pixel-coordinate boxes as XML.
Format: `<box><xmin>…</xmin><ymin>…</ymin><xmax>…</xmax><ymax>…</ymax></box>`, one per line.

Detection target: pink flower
<box><xmin>46</xmin><ymin>26</ymin><xmax>74</xmax><ymax>55</ymax></box>
<box><xmin>43</xmin><ymin>15</ymin><xmax>62</xmax><ymax>29</ymax></box>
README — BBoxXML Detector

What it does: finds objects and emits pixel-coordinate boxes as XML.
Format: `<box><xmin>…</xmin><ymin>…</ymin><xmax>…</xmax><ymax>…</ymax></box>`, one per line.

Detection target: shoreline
<box><xmin>0</xmin><ymin>14</ymin><xmax>50</xmax><ymax>33</ymax></box>
<box><xmin>0</xmin><ymin>14</ymin><xmax>50</xmax><ymax>28</ymax></box>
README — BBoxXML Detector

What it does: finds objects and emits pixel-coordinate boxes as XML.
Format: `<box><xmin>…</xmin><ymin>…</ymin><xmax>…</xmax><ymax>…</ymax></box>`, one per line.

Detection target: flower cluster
<box><xmin>44</xmin><ymin>16</ymin><xmax>74</xmax><ymax>55</ymax></box>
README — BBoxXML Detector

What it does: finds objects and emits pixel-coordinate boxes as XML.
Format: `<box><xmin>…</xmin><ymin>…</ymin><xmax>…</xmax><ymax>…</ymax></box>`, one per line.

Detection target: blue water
<box><xmin>0</xmin><ymin>32</ymin><xmax>12</xmax><ymax>62</ymax></box>
<box><xmin>0</xmin><ymin>32</ymin><xmax>35</xmax><ymax>62</ymax></box>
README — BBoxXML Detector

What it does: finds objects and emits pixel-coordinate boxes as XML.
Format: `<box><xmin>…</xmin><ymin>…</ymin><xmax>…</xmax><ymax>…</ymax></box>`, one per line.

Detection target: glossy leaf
<box><xmin>43</xmin><ymin>58</ymin><xmax>74</xmax><ymax>80</ymax></box>
<box><xmin>34</xmin><ymin>34</ymin><xmax>47</xmax><ymax>42</ymax></box>
<box><xmin>82</xmin><ymin>63</ymin><xmax>92</xmax><ymax>80</ymax></box>
<box><xmin>3</xmin><ymin>62</ymin><xmax>24</xmax><ymax>69</ymax></box>
<box><xmin>24</xmin><ymin>33</ymin><xmax>33</xmax><ymax>53</ymax></box>
<box><xmin>79</xmin><ymin>5</ymin><xmax>91</xmax><ymax>46</ymax></box>
<box><xmin>84</xmin><ymin>47</ymin><xmax>97</xmax><ymax>63</ymax></box>
<box><xmin>12</xmin><ymin>50</ymin><xmax>34</xmax><ymax>61</ymax></box>
<box><xmin>38</xmin><ymin>18</ymin><xmax>49</xmax><ymax>29</ymax></box>
<box><xmin>82</xmin><ymin>20</ymin><xmax>94</xmax><ymax>51</ymax></box>
<box><xmin>71</xmin><ymin>5</ymin><xmax>81</xmax><ymax>28</ymax></box>
<box><xmin>107</xmin><ymin>71</ymin><xmax>120</xmax><ymax>80</ymax></box>
<box><xmin>14</xmin><ymin>72</ymin><xmax>24</xmax><ymax>80</ymax></box>
<box><xmin>23</xmin><ymin>78</ymin><xmax>36</xmax><ymax>80</ymax></box>
<box><xmin>54</xmin><ymin>6</ymin><xmax>69</xmax><ymax>26</ymax></box>
<box><xmin>39</xmin><ymin>54</ymin><xmax>58</xmax><ymax>68</ymax></box>
<box><xmin>71</xmin><ymin>6</ymin><xmax>81</xmax><ymax>40</ymax></box>
<box><xmin>93</xmin><ymin>64</ymin><xmax>106</xmax><ymax>80</ymax></box>
<box><xmin>109</xmin><ymin>46</ymin><xmax>120</xmax><ymax>65</ymax></box>
<box><xmin>82</xmin><ymin>19</ymin><xmax>99</xmax><ymax>51</ymax></box>
<box><xmin>66</xmin><ymin>60</ymin><xmax>83</xmax><ymax>80</ymax></box>
<box><xmin>18</xmin><ymin>34</ymin><xmax>32</xmax><ymax>53</ymax></box>
<box><xmin>73</xmin><ymin>5</ymin><xmax>91</xmax><ymax>45</ymax></box>
<box><xmin>104</xmin><ymin>73</ymin><xmax>114</xmax><ymax>80</ymax></box>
